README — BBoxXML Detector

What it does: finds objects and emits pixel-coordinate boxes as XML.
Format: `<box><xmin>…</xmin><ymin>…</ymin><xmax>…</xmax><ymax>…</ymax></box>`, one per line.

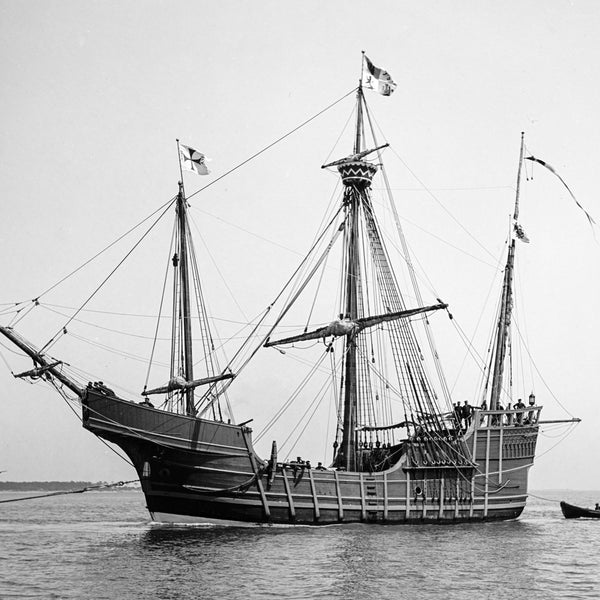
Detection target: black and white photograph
<box><xmin>1</xmin><ymin>1</ymin><xmax>599</xmax><ymax>598</ymax></box>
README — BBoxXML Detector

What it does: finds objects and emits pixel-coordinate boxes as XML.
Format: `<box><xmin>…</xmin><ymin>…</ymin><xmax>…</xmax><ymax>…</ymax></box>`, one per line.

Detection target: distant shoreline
<box><xmin>0</xmin><ymin>481</ymin><xmax>140</xmax><ymax>492</ymax></box>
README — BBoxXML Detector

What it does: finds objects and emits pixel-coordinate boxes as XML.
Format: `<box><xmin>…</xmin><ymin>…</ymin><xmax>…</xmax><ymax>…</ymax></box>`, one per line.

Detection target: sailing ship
<box><xmin>0</xmin><ymin>61</ymin><xmax>568</xmax><ymax>525</ymax></box>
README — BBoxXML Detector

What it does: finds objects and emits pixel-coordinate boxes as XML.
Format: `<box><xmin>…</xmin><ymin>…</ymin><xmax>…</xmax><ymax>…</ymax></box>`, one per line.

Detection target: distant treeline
<box><xmin>0</xmin><ymin>481</ymin><xmax>139</xmax><ymax>492</ymax></box>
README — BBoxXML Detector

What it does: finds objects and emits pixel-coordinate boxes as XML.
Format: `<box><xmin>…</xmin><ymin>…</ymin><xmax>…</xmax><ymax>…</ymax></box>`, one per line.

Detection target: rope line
<box><xmin>40</xmin><ymin>198</ymin><xmax>177</xmax><ymax>353</ymax></box>
<box><xmin>42</xmin><ymin>198</ymin><xmax>178</xmax><ymax>301</ymax></box>
<box><xmin>0</xmin><ymin>479</ymin><xmax>138</xmax><ymax>504</ymax></box>
<box><xmin>527</xmin><ymin>491</ymin><xmax>565</xmax><ymax>503</ymax></box>
<box><xmin>185</xmin><ymin>88</ymin><xmax>357</xmax><ymax>203</ymax></box>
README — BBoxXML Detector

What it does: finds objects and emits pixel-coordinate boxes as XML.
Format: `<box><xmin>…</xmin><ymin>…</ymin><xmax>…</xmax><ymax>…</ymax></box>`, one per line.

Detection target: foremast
<box><xmin>175</xmin><ymin>182</ymin><xmax>196</xmax><ymax>416</ymax></box>
<box><xmin>143</xmin><ymin>176</ymin><xmax>235</xmax><ymax>416</ymax></box>
<box><xmin>488</xmin><ymin>133</ymin><xmax>525</xmax><ymax>410</ymax></box>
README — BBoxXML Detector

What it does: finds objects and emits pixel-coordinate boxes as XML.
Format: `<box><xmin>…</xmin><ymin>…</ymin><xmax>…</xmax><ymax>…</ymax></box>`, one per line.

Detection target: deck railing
<box><xmin>475</xmin><ymin>406</ymin><xmax>542</xmax><ymax>429</ymax></box>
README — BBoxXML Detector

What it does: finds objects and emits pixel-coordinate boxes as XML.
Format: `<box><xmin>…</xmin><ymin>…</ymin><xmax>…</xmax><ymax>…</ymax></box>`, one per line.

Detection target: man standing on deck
<box><xmin>462</xmin><ymin>401</ymin><xmax>473</xmax><ymax>430</ymax></box>
<box><xmin>453</xmin><ymin>403</ymin><xmax>462</xmax><ymax>430</ymax></box>
<box><xmin>514</xmin><ymin>398</ymin><xmax>526</xmax><ymax>425</ymax></box>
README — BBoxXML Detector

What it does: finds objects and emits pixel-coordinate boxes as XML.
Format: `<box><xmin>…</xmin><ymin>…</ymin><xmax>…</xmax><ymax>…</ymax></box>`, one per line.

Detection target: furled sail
<box><xmin>143</xmin><ymin>373</ymin><xmax>235</xmax><ymax>396</ymax></box>
<box><xmin>264</xmin><ymin>303</ymin><xmax>447</xmax><ymax>347</ymax></box>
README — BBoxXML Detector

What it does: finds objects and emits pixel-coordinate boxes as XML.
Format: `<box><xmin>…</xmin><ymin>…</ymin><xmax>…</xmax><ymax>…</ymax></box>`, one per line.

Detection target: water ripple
<box><xmin>1</xmin><ymin>490</ymin><xmax>599</xmax><ymax>599</ymax></box>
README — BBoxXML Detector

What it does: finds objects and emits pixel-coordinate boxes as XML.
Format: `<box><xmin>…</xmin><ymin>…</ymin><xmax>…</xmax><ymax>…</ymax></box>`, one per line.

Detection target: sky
<box><xmin>0</xmin><ymin>0</ymin><xmax>599</xmax><ymax>490</ymax></box>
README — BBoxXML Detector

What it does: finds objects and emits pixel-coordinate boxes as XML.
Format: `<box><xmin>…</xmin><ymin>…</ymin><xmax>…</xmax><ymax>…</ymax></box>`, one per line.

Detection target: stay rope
<box><xmin>5</xmin><ymin>197</ymin><xmax>177</xmax><ymax>327</ymax></box>
<box><xmin>40</xmin><ymin>199</ymin><xmax>178</xmax><ymax>353</ymax></box>
<box><xmin>185</xmin><ymin>88</ymin><xmax>358</xmax><ymax>203</ymax></box>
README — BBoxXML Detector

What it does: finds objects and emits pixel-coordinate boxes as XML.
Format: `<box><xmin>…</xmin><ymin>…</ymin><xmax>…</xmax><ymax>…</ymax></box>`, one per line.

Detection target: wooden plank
<box><xmin>280</xmin><ymin>468</ymin><xmax>295</xmax><ymax>520</ymax></box>
<box><xmin>383</xmin><ymin>472</ymin><xmax>388</xmax><ymax>520</ymax></box>
<box><xmin>240</xmin><ymin>429</ymin><xmax>270</xmax><ymax>519</ymax></box>
<box><xmin>454</xmin><ymin>477</ymin><xmax>459</xmax><ymax>518</ymax></box>
<box><xmin>470</xmin><ymin>415</ymin><xmax>479</xmax><ymax>518</ymax></box>
<box><xmin>307</xmin><ymin>468</ymin><xmax>320</xmax><ymax>521</ymax></box>
<box><xmin>254</xmin><ymin>477</ymin><xmax>270</xmax><ymax>519</ymax></box>
<box><xmin>359</xmin><ymin>473</ymin><xmax>366</xmax><ymax>520</ymax></box>
<box><xmin>333</xmin><ymin>470</ymin><xmax>344</xmax><ymax>520</ymax></box>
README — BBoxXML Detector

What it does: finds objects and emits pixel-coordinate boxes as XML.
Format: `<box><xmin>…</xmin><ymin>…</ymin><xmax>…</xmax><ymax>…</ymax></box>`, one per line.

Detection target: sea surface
<box><xmin>1</xmin><ymin>489</ymin><xmax>598</xmax><ymax>600</ymax></box>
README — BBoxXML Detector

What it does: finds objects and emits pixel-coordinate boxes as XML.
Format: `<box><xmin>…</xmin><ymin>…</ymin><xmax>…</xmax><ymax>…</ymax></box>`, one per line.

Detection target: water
<box><xmin>1</xmin><ymin>490</ymin><xmax>599</xmax><ymax>599</ymax></box>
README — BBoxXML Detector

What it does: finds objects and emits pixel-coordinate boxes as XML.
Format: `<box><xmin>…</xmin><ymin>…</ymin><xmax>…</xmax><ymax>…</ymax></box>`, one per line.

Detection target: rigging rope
<box><xmin>185</xmin><ymin>88</ymin><xmax>358</xmax><ymax>203</ymax></box>
<box><xmin>369</xmin><ymin>111</ymin><xmax>499</xmax><ymax>263</ymax></box>
<box><xmin>50</xmin><ymin>379</ymin><xmax>135</xmax><ymax>467</ymax></box>
<box><xmin>40</xmin><ymin>198</ymin><xmax>178</xmax><ymax>354</ymax></box>
<box><xmin>512</xmin><ymin>320</ymin><xmax>575</xmax><ymax>418</ymax></box>
<box><xmin>281</xmin><ymin>373</ymin><xmax>333</xmax><ymax>460</ymax></box>
<box><xmin>143</xmin><ymin>220</ymin><xmax>177</xmax><ymax>394</ymax></box>
<box><xmin>255</xmin><ymin>349</ymin><xmax>331</xmax><ymax>443</ymax></box>
<box><xmin>215</xmin><ymin>207</ymin><xmax>346</xmax><ymax>395</ymax></box>
<box><xmin>8</xmin><ymin>196</ymin><xmax>178</xmax><ymax>329</ymax></box>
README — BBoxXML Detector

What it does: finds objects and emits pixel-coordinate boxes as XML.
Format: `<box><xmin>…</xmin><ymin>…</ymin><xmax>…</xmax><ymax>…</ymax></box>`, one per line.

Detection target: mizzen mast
<box><xmin>489</xmin><ymin>133</ymin><xmax>525</xmax><ymax>410</ymax></box>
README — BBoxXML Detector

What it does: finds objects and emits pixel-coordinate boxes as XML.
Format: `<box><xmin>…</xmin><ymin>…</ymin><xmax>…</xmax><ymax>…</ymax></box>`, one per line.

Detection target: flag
<box><xmin>363</xmin><ymin>55</ymin><xmax>396</xmax><ymax>96</ymax></box>
<box><xmin>514</xmin><ymin>223</ymin><xmax>530</xmax><ymax>243</ymax></box>
<box><xmin>179</xmin><ymin>144</ymin><xmax>210</xmax><ymax>176</ymax></box>
<box><xmin>525</xmin><ymin>156</ymin><xmax>595</xmax><ymax>226</ymax></box>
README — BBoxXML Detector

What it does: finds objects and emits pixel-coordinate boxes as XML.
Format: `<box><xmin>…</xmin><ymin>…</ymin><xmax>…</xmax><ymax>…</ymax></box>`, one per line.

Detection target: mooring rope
<box><xmin>0</xmin><ymin>479</ymin><xmax>138</xmax><ymax>504</ymax></box>
<box><xmin>526</xmin><ymin>491</ymin><xmax>563</xmax><ymax>503</ymax></box>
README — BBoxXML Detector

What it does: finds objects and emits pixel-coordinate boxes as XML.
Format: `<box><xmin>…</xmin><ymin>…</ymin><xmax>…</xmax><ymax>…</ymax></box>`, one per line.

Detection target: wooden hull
<box><xmin>560</xmin><ymin>501</ymin><xmax>600</xmax><ymax>519</ymax></box>
<box><xmin>82</xmin><ymin>388</ymin><xmax>539</xmax><ymax>525</ymax></box>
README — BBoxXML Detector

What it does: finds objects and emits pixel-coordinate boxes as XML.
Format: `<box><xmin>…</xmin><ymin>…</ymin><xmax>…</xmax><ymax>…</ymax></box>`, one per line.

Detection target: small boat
<box><xmin>560</xmin><ymin>501</ymin><xmax>600</xmax><ymax>519</ymax></box>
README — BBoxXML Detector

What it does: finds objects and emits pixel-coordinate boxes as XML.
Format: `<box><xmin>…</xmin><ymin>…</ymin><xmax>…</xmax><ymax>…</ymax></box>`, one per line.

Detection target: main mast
<box><xmin>338</xmin><ymin>85</ymin><xmax>372</xmax><ymax>470</ymax></box>
<box><xmin>266</xmin><ymin>65</ymin><xmax>447</xmax><ymax>469</ymax></box>
<box><xmin>489</xmin><ymin>133</ymin><xmax>525</xmax><ymax>410</ymax></box>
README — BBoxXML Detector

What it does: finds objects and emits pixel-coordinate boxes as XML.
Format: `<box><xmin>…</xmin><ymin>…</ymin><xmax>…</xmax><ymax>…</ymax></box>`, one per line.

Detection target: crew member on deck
<box><xmin>514</xmin><ymin>398</ymin><xmax>526</xmax><ymax>425</ymax></box>
<box><xmin>462</xmin><ymin>401</ymin><xmax>473</xmax><ymax>429</ymax></box>
<box><xmin>453</xmin><ymin>403</ymin><xmax>462</xmax><ymax>429</ymax></box>
<box><xmin>479</xmin><ymin>401</ymin><xmax>488</xmax><ymax>425</ymax></box>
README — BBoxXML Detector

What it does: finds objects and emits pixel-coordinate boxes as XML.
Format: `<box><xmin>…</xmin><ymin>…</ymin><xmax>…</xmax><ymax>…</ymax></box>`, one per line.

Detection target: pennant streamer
<box><xmin>525</xmin><ymin>156</ymin><xmax>595</xmax><ymax>227</ymax></box>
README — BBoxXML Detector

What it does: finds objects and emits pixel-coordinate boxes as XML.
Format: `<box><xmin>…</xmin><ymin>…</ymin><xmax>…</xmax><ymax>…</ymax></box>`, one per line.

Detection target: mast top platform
<box><xmin>337</xmin><ymin>160</ymin><xmax>379</xmax><ymax>187</ymax></box>
<box><xmin>322</xmin><ymin>143</ymin><xmax>388</xmax><ymax>187</ymax></box>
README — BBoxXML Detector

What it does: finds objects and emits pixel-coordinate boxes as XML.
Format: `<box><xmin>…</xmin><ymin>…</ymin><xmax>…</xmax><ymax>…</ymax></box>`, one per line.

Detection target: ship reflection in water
<box><xmin>134</xmin><ymin>502</ymin><xmax>599</xmax><ymax>599</ymax></box>
<box><xmin>1</xmin><ymin>490</ymin><xmax>598</xmax><ymax>599</ymax></box>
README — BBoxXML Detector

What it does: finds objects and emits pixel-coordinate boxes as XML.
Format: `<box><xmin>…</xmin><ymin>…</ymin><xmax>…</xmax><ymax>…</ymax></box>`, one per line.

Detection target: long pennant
<box><xmin>525</xmin><ymin>156</ymin><xmax>596</xmax><ymax>226</ymax></box>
